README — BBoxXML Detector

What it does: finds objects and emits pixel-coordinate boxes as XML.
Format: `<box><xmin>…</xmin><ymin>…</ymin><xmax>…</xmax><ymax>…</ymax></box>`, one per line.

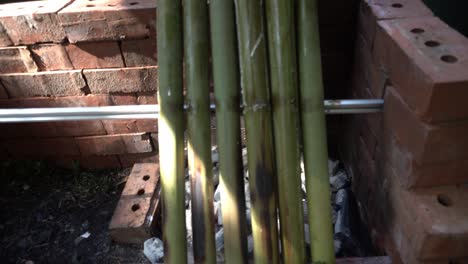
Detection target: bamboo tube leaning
<box><xmin>265</xmin><ymin>0</ymin><xmax>306</xmax><ymax>262</ymax></box>
<box><xmin>156</xmin><ymin>1</ymin><xmax>187</xmax><ymax>263</ymax></box>
<box><xmin>297</xmin><ymin>0</ymin><xmax>336</xmax><ymax>263</ymax></box>
<box><xmin>234</xmin><ymin>0</ymin><xmax>280</xmax><ymax>263</ymax></box>
<box><xmin>209</xmin><ymin>0</ymin><xmax>249</xmax><ymax>263</ymax></box>
<box><xmin>183</xmin><ymin>0</ymin><xmax>216</xmax><ymax>263</ymax></box>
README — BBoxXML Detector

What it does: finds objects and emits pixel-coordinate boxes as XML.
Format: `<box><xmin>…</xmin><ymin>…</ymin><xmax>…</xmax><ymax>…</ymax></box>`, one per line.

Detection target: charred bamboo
<box><xmin>234</xmin><ymin>0</ymin><xmax>280</xmax><ymax>263</ymax></box>
<box><xmin>297</xmin><ymin>0</ymin><xmax>336</xmax><ymax>263</ymax></box>
<box><xmin>184</xmin><ymin>0</ymin><xmax>216</xmax><ymax>263</ymax></box>
<box><xmin>265</xmin><ymin>0</ymin><xmax>306</xmax><ymax>262</ymax></box>
<box><xmin>157</xmin><ymin>1</ymin><xmax>187</xmax><ymax>263</ymax></box>
<box><xmin>209</xmin><ymin>0</ymin><xmax>249</xmax><ymax>263</ymax></box>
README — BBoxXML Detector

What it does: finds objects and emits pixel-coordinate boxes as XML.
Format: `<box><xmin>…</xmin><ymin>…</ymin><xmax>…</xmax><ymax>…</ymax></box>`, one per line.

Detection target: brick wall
<box><xmin>0</xmin><ymin>0</ymin><xmax>358</xmax><ymax>168</ymax></box>
<box><xmin>344</xmin><ymin>0</ymin><xmax>468</xmax><ymax>262</ymax></box>
<box><xmin>0</xmin><ymin>0</ymin><xmax>158</xmax><ymax>169</ymax></box>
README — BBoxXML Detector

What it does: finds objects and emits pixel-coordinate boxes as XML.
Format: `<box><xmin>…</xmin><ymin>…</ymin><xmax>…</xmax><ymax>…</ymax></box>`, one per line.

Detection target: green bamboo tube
<box><xmin>209</xmin><ymin>0</ymin><xmax>248</xmax><ymax>263</ymax></box>
<box><xmin>156</xmin><ymin>1</ymin><xmax>187</xmax><ymax>263</ymax></box>
<box><xmin>265</xmin><ymin>0</ymin><xmax>306</xmax><ymax>262</ymax></box>
<box><xmin>297</xmin><ymin>0</ymin><xmax>336</xmax><ymax>263</ymax></box>
<box><xmin>183</xmin><ymin>0</ymin><xmax>216</xmax><ymax>263</ymax></box>
<box><xmin>234</xmin><ymin>0</ymin><xmax>279</xmax><ymax>263</ymax></box>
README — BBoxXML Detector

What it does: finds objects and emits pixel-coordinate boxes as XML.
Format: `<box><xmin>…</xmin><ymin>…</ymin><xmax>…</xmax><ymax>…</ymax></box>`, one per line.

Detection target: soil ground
<box><xmin>0</xmin><ymin>160</ymin><xmax>148</xmax><ymax>264</ymax></box>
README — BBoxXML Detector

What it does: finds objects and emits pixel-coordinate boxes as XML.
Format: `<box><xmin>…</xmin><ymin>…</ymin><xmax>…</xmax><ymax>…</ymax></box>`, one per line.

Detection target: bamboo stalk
<box><xmin>234</xmin><ymin>0</ymin><xmax>279</xmax><ymax>263</ymax></box>
<box><xmin>209</xmin><ymin>0</ymin><xmax>249</xmax><ymax>263</ymax></box>
<box><xmin>156</xmin><ymin>1</ymin><xmax>187</xmax><ymax>263</ymax></box>
<box><xmin>183</xmin><ymin>0</ymin><xmax>216</xmax><ymax>263</ymax></box>
<box><xmin>297</xmin><ymin>0</ymin><xmax>336</xmax><ymax>263</ymax></box>
<box><xmin>265</xmin><ymin>0</ymin><xmax>306</xmax><ymax>262</ymax></box>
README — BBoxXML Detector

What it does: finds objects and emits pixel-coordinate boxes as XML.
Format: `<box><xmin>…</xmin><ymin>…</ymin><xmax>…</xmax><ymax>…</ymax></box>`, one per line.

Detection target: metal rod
<box><xmin>0</xmin><ymin>99</ymin><xmax>383</xmax><ymax>123</ymax></box>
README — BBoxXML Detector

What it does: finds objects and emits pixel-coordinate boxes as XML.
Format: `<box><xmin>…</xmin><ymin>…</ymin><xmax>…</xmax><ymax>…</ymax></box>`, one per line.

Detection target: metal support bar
<box><xmin>0</xmin><ymin>99</ymin><xmax>383</xmax><ymax>123</ymax></box>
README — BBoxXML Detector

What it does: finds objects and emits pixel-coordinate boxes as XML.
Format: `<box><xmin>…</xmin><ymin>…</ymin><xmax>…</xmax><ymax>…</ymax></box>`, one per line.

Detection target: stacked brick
<box><xmin>344</xmin><ymin>0</ymin><xmax>468</xmax><ymax>263</ymax></box>
<box><xmin>0</xmin><ymin>0</ymin><xmax>356</xmax><ymax>168</ymax></box>
<box><xmin>0</xmin><ymin>0</ymin><xmax>158</xmax><ymax>169</ymax></box>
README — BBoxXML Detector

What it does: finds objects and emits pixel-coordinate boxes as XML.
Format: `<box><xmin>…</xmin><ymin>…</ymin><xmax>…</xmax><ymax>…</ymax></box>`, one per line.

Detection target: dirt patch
<box><xmin>0</xmin><ymin>160</ymin><xmax>149</xmax><ymax>264</ymax></box>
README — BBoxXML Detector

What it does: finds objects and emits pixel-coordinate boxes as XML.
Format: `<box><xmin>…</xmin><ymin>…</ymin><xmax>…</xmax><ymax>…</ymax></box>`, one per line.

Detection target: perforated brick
<box><xmin>109</xmin><ymin>163</ymin><xmax>161</xmax><ymax>244</ymax></box>
<box><xmin>375</xmin><ymin>17</ymin><xmax>468</xmax><ymax>122</ymax></box>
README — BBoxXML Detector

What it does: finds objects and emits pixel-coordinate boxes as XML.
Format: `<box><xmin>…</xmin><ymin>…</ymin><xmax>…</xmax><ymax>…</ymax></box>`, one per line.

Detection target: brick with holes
<box><xmin>374</xmin><ymin>16</ymin><xmax>468</xmax><ymax>122</ymax></box>
<box><xmin>358</xmin><ymin>0</ymin><xmax>433</xmax><ymax>46</ymax></box>
<box><xmin>0</xmin><ymin>0</ymin><xmax>71</xmax><ymax>45</ymax></box>
<box><xmin>58</xmin><ymin>0</ymin><xmax>156</xmax><ymax>43</ymax></box>
<box><xmin>385</xmin><ymin>168</ymin><xmax>468</xmax><ymax>261</ymax></box>
<box><xmin>109</xmin><ymin>163</ymin><xmax>161</xmax><ymax>244</ymax></box>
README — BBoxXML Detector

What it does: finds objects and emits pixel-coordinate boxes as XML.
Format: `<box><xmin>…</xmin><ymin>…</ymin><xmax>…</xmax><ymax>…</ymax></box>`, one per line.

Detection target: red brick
<box><xmin>0</xmin><ymin>70</ymin><xmax>86</xmax><ymax>98</ymax></box>
<box><xmin>353</xmin><ymin>34</ymin><xmax>388</xmax><ymax>98</ymax></box>
<box><xmin>121</xmin><ymin>38</ymin><xmax>157</xmax><ymax>67</ymax></box>
<box><xmin>5</xmin><ymin>137</ymin><xmax>79</xmax><ymax>158</ymax></box>
<box><xmin>110</xmin><ymin>93</ymin><xmax>138</xmax><ymax>105</ymax></box>
<box><xmin>384</xmin><ymin>86</ymin><xmax>468</xmax><ymax>164</ymax></box>
<box><xmin>58</xmin><ymin>0</ymin><xmax>156</xmax><ymax>43</ymax></box>
<box><xmin>119</xmin><ymin>152</ymin><xmax>158</xmax><ymax>168</ymax></box>
<box><xmin>56</xmin><ymin>121</ymin><xmax>106</xmax><ymax>136</ymax></box>
<box><xmin>136</xmin><ymin>120</ymin><xmax>158</xmax><ymax>133</ymax></box>
<box><xmin>0</xmin><ymin>81</ymin><xmax>8</xmax><ymax>99</ymax></box>
<box><xmin>30</xmin><ymin>44</ymin><xmax>73</xmax><ymax>71</ymax></box>
<box><xmin>80</xmin><ymin>155</ymin><xmax>121</xmax><ymax>169</ymax></box>
<box><xmin>358</xmin><ymin>0</ymin><xmax>433</xmax><ymax>46</ymax></box>
<box><xmin>374</xmin><ymin>17</ymin><xmax>468</xmax><ymax>122</ymax></box>
<box><xmin>387</xmin><ymin>170</ymin><xmax>468</xmax><ymax>261</ymax></box>
<box><xmin>137</xmin><ymin>91</ymin><xmax>157</xmax><ymax>104</ymax></box>
<box><xmin>76</xmin><ymin>133</ymin><xmax>152</xmax><ymax>156</ymax></box>
<box><xmin>65</xmin><ymin>41</ymin><xmax>124</xmax><ymax>69</ymax></box>
<box><xmin>0</xmin><ymin>46</ymin><xmax>38</xmax><ymax>74</ymax></box>
<box><xmin>0</xmin><ymin>23</ymin><xmax>12</xmax><ymax>47</ymax></box>
<box><xmin>0</xmin><ymin>95</ymin><xmax>113</xmax><ymax>108</ymax></box>
<box><xmin>379</xmin><ymin>135</ymin><xmax>468</xmax><ymax>188</ymax></box>
<box><xmin>0</xmin><ymin>0</ymin><xmax>71</xmax><ymax>45</ymax></box>
<box><xmin>83</xmin><ymin>66</ymin><xmax>157</xmax><ymax>94</ymax></box>
<box><xmin>0</xmin><ymin>122</ymin><xmax>60</xmax><ymax>139</ymax></box>
<box><xmin>102</xmin><ymin>120</ymin><xmax>139</xmax><ymax>134</ymax></box>
<box><xmin>109</xmin><ymin>163</ymin><xmax>161</xmax><ymax>244</ymax></box>
<box><xmin>76</xmin><ymin>134</ymin><xmax>126</xmax><ymax>156</ymax></box>
<box><xmin>121</xmin><ymin>133</ymin><xmax>153</xmax><ymax>154</ymax></box>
